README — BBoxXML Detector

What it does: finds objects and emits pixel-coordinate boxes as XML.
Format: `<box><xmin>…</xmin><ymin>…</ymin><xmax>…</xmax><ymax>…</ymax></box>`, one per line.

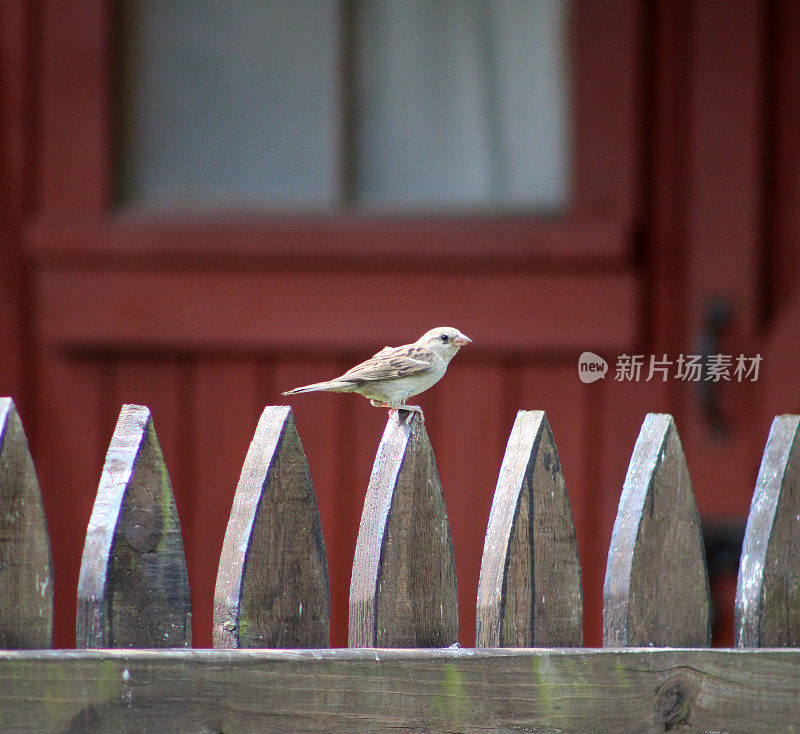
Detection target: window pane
<box><xmin>117</xmin><ymin>0</ymin><xmax>340</xmax><ymax>208</ymax></box>
<box><xmin>117</xmin><ymin>1</ymin><xmax>569</xmax><ymax>212</ymax></box>
<box><xmin>355</xmin><ymin>0</ymin><xmax>569</xmax><ymax>210</ymax></box>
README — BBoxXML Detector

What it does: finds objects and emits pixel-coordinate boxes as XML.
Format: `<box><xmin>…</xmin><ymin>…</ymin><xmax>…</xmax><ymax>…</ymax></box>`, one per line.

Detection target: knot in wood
<box><xmin>654</xmin><ymin>675</ymin><xmax>696</xmax><ymax>730</ymax></box>
<box><xmin>121</xmin><ymin>507</ymin><xmax>163</xmax><ymax>553</ymax></box>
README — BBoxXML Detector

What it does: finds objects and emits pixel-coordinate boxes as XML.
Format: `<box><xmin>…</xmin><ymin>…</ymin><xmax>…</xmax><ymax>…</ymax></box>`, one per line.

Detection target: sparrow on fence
<box><xmin>282</xmin><ymin>327</ymin><xmax>472</xmax><ymax>422</ymax></box>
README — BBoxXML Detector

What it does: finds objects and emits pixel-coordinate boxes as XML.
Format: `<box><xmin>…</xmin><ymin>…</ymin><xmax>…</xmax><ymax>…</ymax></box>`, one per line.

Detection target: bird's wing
<box><xmin>339</xmin><ymin>345</ymin><xmax>435</xmax><ymax>382</ymax></box>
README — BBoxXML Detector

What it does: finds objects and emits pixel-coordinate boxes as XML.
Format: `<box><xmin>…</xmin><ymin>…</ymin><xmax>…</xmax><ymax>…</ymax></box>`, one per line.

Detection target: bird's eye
<box><xmin>439</xmin><ymin>334</ymin><xmax>450</xmax><ymax>343</ymax></box>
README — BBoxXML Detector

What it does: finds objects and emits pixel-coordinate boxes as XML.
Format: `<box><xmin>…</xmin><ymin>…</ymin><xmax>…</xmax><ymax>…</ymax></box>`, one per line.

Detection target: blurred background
<box><xmin>1</xmin><ymin>0</ymin><xmax>798</xmax><ymax>649</ymax></box>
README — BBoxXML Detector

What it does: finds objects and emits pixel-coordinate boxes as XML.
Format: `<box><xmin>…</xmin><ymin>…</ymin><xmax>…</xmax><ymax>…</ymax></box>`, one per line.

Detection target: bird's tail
<box><xmin>282</xmin><ymin>380</ymin><xmax>355</xmax><ymax>396</ymax></box>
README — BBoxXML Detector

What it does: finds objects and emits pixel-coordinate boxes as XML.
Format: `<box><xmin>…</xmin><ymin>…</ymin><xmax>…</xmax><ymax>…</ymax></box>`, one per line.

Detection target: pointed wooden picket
<box><xmin>77</xmin><ymin>404</ymin><xmax>191</xmax><ymax>648</ymax></box>
<box><xmin>213</xmin><ymin>406</ymin><xmax>329</xmax><ymax>648</ymax></box>
<box><xmin>349</xmin><ymin>412</ymin><xmax>458</xmax><ymax>647</ymax></box>
<box><xmin>735</xmin><ymin>415</ymin><xmax>800</xmax><ymax>647</ymax></box>
<box><xmin>0</xmin><ymin>398</ymin><xmax>53</xmax><ymax>648</ymax></box>
<box><xmin>476</xmin><ymin>410</ymin><xmax>582</xmax><ymax>647</ymax></box>
<box><xmin>603</xmin><ymin>413</ymin><xmax>710</xmax><ymax>647</ymax></box>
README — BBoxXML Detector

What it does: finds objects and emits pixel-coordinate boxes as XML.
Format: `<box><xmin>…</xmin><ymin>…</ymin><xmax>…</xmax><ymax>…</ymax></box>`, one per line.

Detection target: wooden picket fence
<box><xmin>1</xmin><ymin>396</ymin><xmax>800</xmax><ymax>732</ymax></box>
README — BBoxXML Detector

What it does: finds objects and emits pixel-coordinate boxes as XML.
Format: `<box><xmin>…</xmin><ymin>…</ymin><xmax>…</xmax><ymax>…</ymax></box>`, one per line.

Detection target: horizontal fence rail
<box><xmin>2</xmin><ymin>395</ymin><xmax>800</xmax><ymax>731</ymax></box>
<box><xmin>2</xmin><ymin>648</ymin><xmax>800</xmax><ymax>733</ymax></box>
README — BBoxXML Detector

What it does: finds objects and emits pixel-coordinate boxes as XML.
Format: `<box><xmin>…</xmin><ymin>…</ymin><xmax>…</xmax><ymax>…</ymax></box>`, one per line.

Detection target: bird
<box><xmin>282</xmin><ymin>327</ymin><xmax>472</xmax><ymax>422</ymax></box>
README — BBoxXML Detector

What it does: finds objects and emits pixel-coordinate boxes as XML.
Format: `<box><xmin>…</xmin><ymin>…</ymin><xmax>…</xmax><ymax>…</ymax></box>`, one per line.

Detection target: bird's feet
<box><xmin>389</xmin><ymin>405</ymin><xmax>424</xmax><ymax>425</ymax></box>
<box><xmin>372</xmin><ymin>400</ymin><xmax>423</xmax><ymax>425</ymax></box>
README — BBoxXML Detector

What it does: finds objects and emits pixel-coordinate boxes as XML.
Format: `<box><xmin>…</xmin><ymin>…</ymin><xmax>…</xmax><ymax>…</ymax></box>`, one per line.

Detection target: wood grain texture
<box><xmin>735</xmin><ymin>415</ymin><xmax>800</xmax><ymax>647</ymax></box>
<box><xmin>594</xmin><ymin>380</ymin><xmax>672</xmax><ymax>646</ymax></box>
<box><xmin>514</xmin><ymin>366</ymin><xmax>593</xmax><ymax>641</ymax></box>
<box><xmin>349</xmin><ymin>413</ymin><xmax>457</xmax><ymax>647</ymax></box>
<box><xmin>213</xmin><ymin>406</ymin><xmax>329</xmax><ymax>648</ymax></box>
<box><xmin>76</xmin><ymin>404</ymin><xmax>191</xmax><ymax>648</ymax></box>
<box><xmin>604</xmin><ymin>413</ymin><xmax>710</xmax><ymax>647</ymax></box>
<box><xmin>476</xmin><ymin>410</ymin><xmax>582</xmax><ymax>647</ymax></box>
<box><xmin>2</xmin><ymin>648</ymin><xmax>800</xmax><ymax>732</ymax></box>
<box><xmin>111</xmin><ymin>360</ymin><xmax>184</xmax><ymax>482</ymax></box>
<box><xmin>0</xmin><ymin>398</ymin><xmax>53</xmax><ymax>648</ymax></box>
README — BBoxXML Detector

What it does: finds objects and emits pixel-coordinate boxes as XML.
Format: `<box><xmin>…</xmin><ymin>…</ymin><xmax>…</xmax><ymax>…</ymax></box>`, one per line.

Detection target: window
<box><xmin>117</xmin><ymin>0</ymin><xmax>570</xmax><ymax>212</ymax></box>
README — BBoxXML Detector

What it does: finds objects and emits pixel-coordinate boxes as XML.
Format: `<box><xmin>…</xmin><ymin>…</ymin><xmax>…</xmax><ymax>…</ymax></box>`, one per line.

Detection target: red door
<box><xmin>2</xmin><ymin>0</ymin><xmax>796</xmax><ymax>649</ymax></box>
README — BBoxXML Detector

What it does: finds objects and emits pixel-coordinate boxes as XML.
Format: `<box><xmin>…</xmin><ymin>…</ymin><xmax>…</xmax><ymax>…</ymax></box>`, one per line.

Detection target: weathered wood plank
<box><xmin>1</xmin><ymin>648</ymin><xmax>800</xmax><ymax>733</ymax></box>
<box><xmin>476</xmin><ymin>410</ymin><xmax>582</xmax><ymax>646</ymax></box>
<box><xmin>736</xmin><ymin>415</ymin><xmax>800</xmax><ymax>647</ymax></box>
<box><xmin>349</xmin><ymin>413</ymin><xmax>458</xmax><ymax>647</ymax></box>
<box><xmin>77</xmin><ymin>404</ymin><xmax>191</xmax><ymax>648</ymax></box>
<box><xmin>604</xmin><ymin>413</ymin><xmax>710</xmax><ymax>646</ymax></box>
<box><xmin>213</xmin><ymin>406</ymin><xmax>329</xmax><ymax>648</ymax></box>
<box><xmin>0</xmin><ymin>398</ymin><xmax>53</xmax><ymax>648</ymax></box>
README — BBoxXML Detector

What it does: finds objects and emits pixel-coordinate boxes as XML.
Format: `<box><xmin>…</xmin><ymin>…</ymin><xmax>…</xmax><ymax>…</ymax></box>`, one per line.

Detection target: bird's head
<box><xmin>416</xmin><ymin>327</ymin><xmax>472</xmax><ymax>360</ymax></box>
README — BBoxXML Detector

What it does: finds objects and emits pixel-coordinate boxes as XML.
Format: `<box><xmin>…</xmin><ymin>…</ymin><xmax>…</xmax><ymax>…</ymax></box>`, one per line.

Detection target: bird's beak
<box><xmin>454</xmin><ymin>335</ymin><xmax>472</xmax><ymax>347</ymax></box>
